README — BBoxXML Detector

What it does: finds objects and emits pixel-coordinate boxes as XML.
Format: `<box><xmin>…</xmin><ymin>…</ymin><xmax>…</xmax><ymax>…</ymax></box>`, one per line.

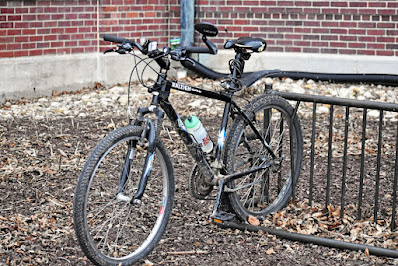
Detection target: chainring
<box><xmin>188</xmin><ymin>164</ymin><xmax>213</xmax><ymax>200</ymax></box>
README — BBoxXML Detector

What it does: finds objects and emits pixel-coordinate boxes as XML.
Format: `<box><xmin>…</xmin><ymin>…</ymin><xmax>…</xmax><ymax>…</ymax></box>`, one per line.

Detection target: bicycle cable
<box><xmin>126</xmin><ymin>50</ymin><xmax>165</xmax><ymax>119</ymax></box>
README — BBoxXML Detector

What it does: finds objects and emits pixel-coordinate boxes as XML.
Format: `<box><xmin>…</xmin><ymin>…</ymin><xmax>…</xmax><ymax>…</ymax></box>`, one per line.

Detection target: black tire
<box><xmin>73</xmin><ymin>126</ymin><xmax>174</xmax><ymax>265</ymax></box>
<box><xmin>224</xmin><ymin>95</ymin><xmax>303</xmax><ymax>221</ymax></box>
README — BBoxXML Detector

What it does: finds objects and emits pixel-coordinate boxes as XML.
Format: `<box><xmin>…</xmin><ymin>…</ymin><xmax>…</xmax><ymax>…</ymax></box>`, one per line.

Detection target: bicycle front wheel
<box><xmin>73</xmin><ymin>126</ymin><xmax>174</xmax><ymax>265</ymax></box>
<box><xmin>224</xmin><ymin>95</ymin><xmax>303</xmax><ymax>221</ymax></box>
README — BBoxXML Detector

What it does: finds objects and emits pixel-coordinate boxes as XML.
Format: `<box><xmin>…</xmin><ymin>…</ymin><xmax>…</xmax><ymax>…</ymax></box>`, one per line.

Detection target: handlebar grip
<box><xmin>185</xmin><ymin>46</ymin><xmax>211</xmax><ymax>54</ymax></box>
<box><xmin>103</xmin><ymin>34</ymin><xmax>126</xmax><ymax>44</ymax></box>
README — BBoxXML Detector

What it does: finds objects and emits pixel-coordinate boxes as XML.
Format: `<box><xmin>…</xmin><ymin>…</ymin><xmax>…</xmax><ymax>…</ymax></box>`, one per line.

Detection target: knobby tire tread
<box><xmin>73</xmin><ymin>125</ymin><xmax>174</xmax><ymax>266</ymax></box>
<box><xmin>224</xmin><ymin>95</ymin><xmax>303</xmax><ymax>221</ymax></box>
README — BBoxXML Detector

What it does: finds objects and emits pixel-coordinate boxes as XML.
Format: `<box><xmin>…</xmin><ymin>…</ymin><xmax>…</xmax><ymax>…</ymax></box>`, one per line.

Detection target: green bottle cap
<box><xmin>184</xmin><ymin>116</ymin><xmax>199</xmax><ymax>129</ymax></box>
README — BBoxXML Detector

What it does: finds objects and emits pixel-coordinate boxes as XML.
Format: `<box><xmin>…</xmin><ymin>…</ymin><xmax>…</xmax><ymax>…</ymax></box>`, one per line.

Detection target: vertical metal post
<box><xmin>264</xmin><ymin>107</ymin><xmax>271</xmax><ymax>202</ymax></box>
<box><xmin>180</xmin><ymin>0</ymin><xmax>194</xmax><ymax>47</ymax></box>
<box><xmin>391</xmin><ymin>121</ymin><xmax>398</xmax><ymax>231</ymax></box>
<box><xmin>326</xmin><ymin>105</ymin><xmax>334</xmax><ymax>209</ymax></box>
<box><xmin>290</xmin><ymin>102</ymin><xmax>300</xmax><ymax>203</ymax></box>
<box><xmin>357</xmin><ymin>108</ymin><xmax>367</xmax><ymax>220</ymax></box>
<box><xmin>309</xmin><ymin>103</ymin><xmax>317</xmax><ymax>207</ymax></box>
<box><xmin>278</xmin><ymin>117</ymin><xmax>283</xmax><ymax>193</ymax></box>
<box><xmin>341</xmin><ymin>106</ymin><xmax>350</xmax><ymax>218</ymax></box>
<box><xmin>374</xmin><ymin>110</ymin><xmax>383</xmax><ymax>222</ymax></box>
<box><xmin>263</xmin><ymin>84</ymin><xmax>272</xmax><ymax>201</ymax></box>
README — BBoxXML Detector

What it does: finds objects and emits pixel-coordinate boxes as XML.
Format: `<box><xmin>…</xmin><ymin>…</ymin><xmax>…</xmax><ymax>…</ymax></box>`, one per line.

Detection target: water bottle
<box><xmin>184</xmin><ymin>115</ymin><xmax>213</xmax><ymax>153</ymax></box>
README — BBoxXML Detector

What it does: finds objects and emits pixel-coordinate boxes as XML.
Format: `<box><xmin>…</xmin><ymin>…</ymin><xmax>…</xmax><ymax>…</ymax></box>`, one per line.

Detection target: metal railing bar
<box><xmin>264</xmin><ymin>108</ymin><xmax>271</xmax><ymax>200</ymax></box>
<box><xmin>219</xmin><ymin>221</ymin><xmax>398</xmax><ymax>258</ymax></box>
<box><xmin>374</xmin><ymin>110</ymin><xmax>384</xmax><ymax>222</ymax></box>
<box><xmin>391</xmin><ymin>121</ymin><xmax>398</xmax><ymax>231</ymax></box>
<box><xmin>357</xmin><ymin>109</ymin><xmax>367</xmax><ymax>220</ymax></box>
<box><xmin>341</xmin><ymin>106</ymin><xmax>350</xmax><ymax>218</ymax></box>
<box><xmin>274</xmin><ymin>91</ymin><xmax>398</xmax><ymax>112</ymax></box>
<box><xmin>277</xmin><ymin>116</ymin><xmax>283</xmax><ymax>193</ymax></box>
<box><xmin>291</xmin><ymin>101</ymin><xmax>300</xmax><ymax>202</ymax></box>
<box><xmin>309</xmin><ymin>103</ymin><xmax>317</xmax><ymax>207</ymax></box>
<box><xmin>326</xmin><ymin>105</ymin><xmax>334</xmax><ymax>209</ymax></box>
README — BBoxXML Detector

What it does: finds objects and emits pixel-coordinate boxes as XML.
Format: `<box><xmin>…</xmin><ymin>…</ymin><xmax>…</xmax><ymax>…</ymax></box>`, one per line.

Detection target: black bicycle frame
<box><xmin>153</xmin><ymin>78</ymin><xmax>277</xmax><ymax>184</ymax></box>
<box><xmin>131</xmin><ymin>57</ymin><xmax>277</xmax><ymax>200</ymax></box>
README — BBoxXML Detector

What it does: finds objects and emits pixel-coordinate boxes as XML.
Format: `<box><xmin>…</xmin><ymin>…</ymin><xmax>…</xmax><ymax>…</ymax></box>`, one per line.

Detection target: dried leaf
<box><xmin>58</xmin><ymin>149</ymin><xmax>67</xmax><ymax>157</ymax></box>
<box><xmin>143</xmin><ymin>259</ymin><xmax>154</xmax><ymax>266</ymax></box>
<box><xmin>106</xmin><ymin>122</ymin><xmax>115</xmax><ymax>129</ymax></box>
<box><xmin>248</xmin><ymin>215</ymin><xmax>260</xmax><ymax>226</ymax></box>
<box><xmin>312</xmin><ymin>212</ymin><xmax>323</xmax><ymax>218</ymax></box>
<box><xmin>273</xmin><ymin>211</ymin><xmax>282</xmax><ymax>224</ymax></box>
<box><xmin>364</xmin><ymin>248</ymin><xmax>370</xmax><ymax>256</ymax></box>
<box><xmin>266</xmin><ymin>247</ymin><xmax>276</xmax><ymax>255</ymax></box>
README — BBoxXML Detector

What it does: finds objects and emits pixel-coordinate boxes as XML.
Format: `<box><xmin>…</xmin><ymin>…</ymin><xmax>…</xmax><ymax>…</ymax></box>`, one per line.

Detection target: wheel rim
<box><xmin>83</xmin><ymin>136</ymin><xmax>170</xmax><ymax>261</ymax></box>
<box><xmin>229</xmin><ymin>103</ymin><xmax>300</xmax><ymax>216</ymax></box>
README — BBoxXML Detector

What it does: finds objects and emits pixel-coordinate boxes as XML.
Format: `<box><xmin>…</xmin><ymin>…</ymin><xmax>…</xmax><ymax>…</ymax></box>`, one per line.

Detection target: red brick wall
<box><xmin>1</xmin><ymin>0</ymin><xmax>397</xmax><ymax>58</ymax></box>
<box><xmin>195</xmin><ymin>0</ymin><xmax>398</xmax><ymax>56</ymax></box>
<box><xmin>0</xmin><ymin>0</ymin><xmax>179</xmax><ymax>57</ymax></box>
<box><xmin>1</xmin><ymin>0</ymin><xmax>98</xmax><ymax>57</ymax></box>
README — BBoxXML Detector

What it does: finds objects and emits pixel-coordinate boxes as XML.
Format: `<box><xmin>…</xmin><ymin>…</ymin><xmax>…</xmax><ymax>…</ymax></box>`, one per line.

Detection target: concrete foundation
<box><xmin>1</xmin><ymin>51</ymin><xmax>397</xmax><ymax>104</ymax></box>
<box><xmin>198</xmin><ymin>50</ymin><xmax>398</xmax><ymax>75</ymax></box>
<box><xmin>0</xmin><ymin>53</ymin><xmax>159</xmax><ymax>104</ymax></box>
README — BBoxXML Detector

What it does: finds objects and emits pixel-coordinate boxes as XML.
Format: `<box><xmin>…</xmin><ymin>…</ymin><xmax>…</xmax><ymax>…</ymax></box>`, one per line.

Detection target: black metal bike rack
<box><xmin>214</xmin><ymin>220</ymin><xmax>398</xmax><ymax>258</ymax></box>
<box><xmin>183</xmin><ymin>56</ymin><xmax>398</xmax><ymax>258</ymax></box>
<box><xmin>274</xmin><ymin>90</ymin><xmax>398</xmax><ymax>228</ymax></box>
<box><xmin>212</xmin><ymin>86</ymin><xmax>398</xmax><ymax>258</ymax></box>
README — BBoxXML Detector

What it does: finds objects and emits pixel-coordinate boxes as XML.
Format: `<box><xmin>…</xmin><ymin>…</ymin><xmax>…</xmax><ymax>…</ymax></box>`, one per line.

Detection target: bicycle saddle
<box><xmin>224</xmin><ymin>37</ymin><xmax>267</xmax><ymax>53</ymax></box>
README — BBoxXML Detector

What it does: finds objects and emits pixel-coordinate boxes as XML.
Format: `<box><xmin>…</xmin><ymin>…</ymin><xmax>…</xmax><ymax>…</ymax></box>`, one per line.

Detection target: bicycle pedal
<box><xmin>211</xmin><ymin>211</ymin><xmax>236</xmax><ymax>224</ymax></box>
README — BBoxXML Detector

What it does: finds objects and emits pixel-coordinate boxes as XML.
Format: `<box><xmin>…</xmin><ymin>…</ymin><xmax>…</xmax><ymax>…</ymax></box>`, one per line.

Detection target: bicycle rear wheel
<box><xmin>224</xmin><ymin>95</ymin><xmax>303</xmax><ymax>221</ymax></box>
<box><xmin>73</xmin><ymin>126</ymin><xmax>174</xmax><ymax>265</ymax></box>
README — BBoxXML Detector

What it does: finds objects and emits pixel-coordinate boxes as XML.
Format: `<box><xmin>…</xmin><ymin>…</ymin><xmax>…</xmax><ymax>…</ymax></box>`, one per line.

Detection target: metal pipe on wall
<box><xmin>180</xmin><ymin>0</ymin><xmax>194</xmax><ymax>47</ymax></box>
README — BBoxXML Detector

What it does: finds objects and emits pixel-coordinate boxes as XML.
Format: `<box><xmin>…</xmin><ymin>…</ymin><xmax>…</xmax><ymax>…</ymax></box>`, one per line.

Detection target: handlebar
<box><xmin>103</xmin><ymin>34</ymin><xmax>146</xmax><ymax>53</ymax></box>
<box><xmin>103</xmin><ymin>34</ymin><xmax>127</xmax><ymax>44</ymax></box>
<box><xmin>102</xmin><ymin>34</ymin><xmax>217</xmax><ymax>69</ymax></box>
<box><xmin>185</xmin><ymin>46</ymin><xmax>212</xmax><ymax>54</ymax></box>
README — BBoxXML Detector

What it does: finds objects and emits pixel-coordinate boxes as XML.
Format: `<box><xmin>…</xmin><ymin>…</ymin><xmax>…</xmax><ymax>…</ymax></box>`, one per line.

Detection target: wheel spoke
<box><xmin>225</xmin><ymin>96</ymin><xmax>302</xmax><ymax>220</ymax></box>
<box><xmin>74</xmin><ymin>127</ymin><xmax>174</xmax><ymax>264</ymax></box>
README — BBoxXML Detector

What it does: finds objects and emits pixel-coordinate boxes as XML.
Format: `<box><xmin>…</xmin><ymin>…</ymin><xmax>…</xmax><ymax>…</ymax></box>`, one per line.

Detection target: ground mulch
<box><xmin>1</xmin><ymin>84</ymin><xmax>397</xmax><ymax>265</ymax></box>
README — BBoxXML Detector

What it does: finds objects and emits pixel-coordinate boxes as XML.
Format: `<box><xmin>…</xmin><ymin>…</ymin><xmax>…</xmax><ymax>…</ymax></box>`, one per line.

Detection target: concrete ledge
<box><xmin>198</xmin><ymin>50</ymin><xmax>398</xmax><ymax>75</ymax></box>
<box><xmin>0</xmin><ymin>53</ymin><xmax>158</xmax><ymax>104</ymax></box>
<box><xmin>1</xmin><ymin>51</ymin><xmax>397</xmax><ymax>104</ymax></box>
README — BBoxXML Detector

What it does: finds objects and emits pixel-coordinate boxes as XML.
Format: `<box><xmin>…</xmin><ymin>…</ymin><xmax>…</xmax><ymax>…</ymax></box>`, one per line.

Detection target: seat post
<box><xmin>230</xmin><ymin>52</ymin><xmax>242</xmax><ymax>77</ymax></box>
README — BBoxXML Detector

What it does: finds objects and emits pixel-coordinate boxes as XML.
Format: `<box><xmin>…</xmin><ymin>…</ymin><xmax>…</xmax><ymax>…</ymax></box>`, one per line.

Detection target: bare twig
<box><xmin>167</xmin><ymin>250</ymin><xmax>209</xmax><ymax>255</ymax></box>
<box><xmin>58</xmin><ymin>155</ymin><xmax>62</xmax><ymax>171</ymax></box>
<box><xmin>74</xmin><ymin>141</ymin><xmax>80</xmax><ymax>155</ymax></box>
<box><xmin>56</xmin><ymin>257</ymin><xmax>71</xmax><ymax>264</ymax></box>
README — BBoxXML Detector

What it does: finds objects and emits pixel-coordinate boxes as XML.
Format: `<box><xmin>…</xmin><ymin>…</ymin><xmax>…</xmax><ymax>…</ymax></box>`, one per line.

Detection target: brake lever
<box><xmin>103</xmin><ymin>49</ymin><xmax>116</xmax><ymax>54</ymax></box>
<box><xmin>181</xmin><ymin>57</ymin><xmax>196</xmax><ymax>66</ymax></box>
<box><xmin>121</xmin><ymin>42</ymin><xmax>133</xmax><ymax>51</ymax></box>
<box><xmin>168</xmin><ymin>47</ymin><xmax>195</xmax><ymax>65</ymax></box>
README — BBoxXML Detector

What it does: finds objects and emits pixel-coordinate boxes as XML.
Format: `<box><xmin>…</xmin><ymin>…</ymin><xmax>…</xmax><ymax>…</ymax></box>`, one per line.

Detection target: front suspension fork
<box><xmin>131</xmin><ymin>118</ymin><xmax>157</xmax><ymax>203</ymax></box>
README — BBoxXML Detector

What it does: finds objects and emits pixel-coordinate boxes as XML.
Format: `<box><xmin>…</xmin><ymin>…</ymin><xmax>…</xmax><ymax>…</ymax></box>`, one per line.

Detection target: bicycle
<box><xmin>73</xmin><ymin>22</ymin><xmax>303</xmax><ymax>265</ymax></box>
